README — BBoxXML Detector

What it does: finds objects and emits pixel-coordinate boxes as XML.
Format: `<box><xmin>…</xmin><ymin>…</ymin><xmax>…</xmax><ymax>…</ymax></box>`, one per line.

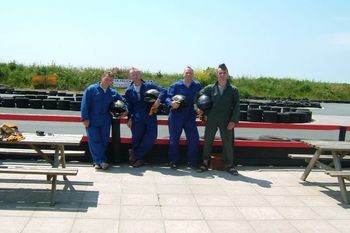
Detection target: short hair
<box><xmin>129</xmin><ymin>67</ymin><xmax>141</xmax><ymax>74</ymax></box>
<box><xmin>183</xmin><ymin>66</ymin><xmax>193</xmax><ymax>74</ymax></box>
<box><xmin>218</xmin><ymin>63</ymin><xmax>228</xmax><ymax>71</ymax></box>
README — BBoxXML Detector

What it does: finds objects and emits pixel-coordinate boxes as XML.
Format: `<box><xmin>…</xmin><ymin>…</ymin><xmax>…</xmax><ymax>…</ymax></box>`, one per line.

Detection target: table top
<box><xmin>301</xmin><ymin>140</ymin><xmax>350</xmax><ymax>151</ymax></box>
<box><xmin>0</xmin><ymin>133</ymin><xmax>83</xmax><ymax>146</ymax></box>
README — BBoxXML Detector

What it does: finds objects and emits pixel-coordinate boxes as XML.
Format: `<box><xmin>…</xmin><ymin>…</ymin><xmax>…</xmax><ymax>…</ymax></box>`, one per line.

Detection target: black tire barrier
<box><xmin>15</xmin><ymin>98</ymin><xmax>30</xmax><ymax>108</ymax></box>
<box><xmin>239</xmin><ymin>110</ymin><xmax>247</xmax><ymax>121</ymax></box>
<box><xmin>65</xmin><ymin>93</ymin><xmax>74</xmax><ymax>97</ymax></box>
<box><xmin>63</xmin><ymin>97</ymin><xmax>75</xmax><ymax>101</ymax></box>
<box><xmin>263</xmin><ymin>111</ymin><xmax>278</xmax><ymax>123</ymax></box>
<box><xmin>29</xmin><ymin>99</ymin><xmax>42</xmax><ymax>109</ymax></box>
<box><xmin>5</xmin><ymin>88</ymin><xmax>14</xmax><ymax>94</ymax></box>
<box><xmin>1</xmin><ymin>98</ymin><xmax>15</xmax><ymax>107</ymax></box>
<box><xmin>76</xmin><ymin>93</ymin><xmax>83</xmax><ymax>97</ymax></box>
<box><xmin>12</xmin><ymin>90</ymin><xmax>27</xmax><ymax>94</ymax></box>
<box><xmin>57</xmin><ymin>91</ymin><xmax>66</xmax><ymax>96</ymax></box>
<box><xmin>277</xmin><ymin>112</ymin><xmax>290</xmax><ymax>123</ymax></box>
<box><xmin>247</xmin><ymin>108</ymin><xmax>263</xmax><ymax>122</ymax></box>
<box><xmin>248</xmin><ymin>103</ymin><xmax>260</xmax><ymax>109</ymax></box>
<box><xmin>75</xmin><ymin>96</ymin><xmax>82</xmax><ymax>101</ymax></box>
<box><xmin>48</xmin><ymin>97</ymin><xmax>61</xmax><ymax>101</ymax></box>
<box><xmin>260</xmin><ymin>105</ymin><xmax>271</xmax><ymax>111</ymax></box>
<box><xmin>70</xmin><ymin>101</ymin><xmax>81</xmax><ymax>111</ymax></box>
<box><xmin>296</xmin><ymin>109</ymin><xmax>312</xmax><ymax>122</ymax></box>
<box><xmin>43</xmin><ymin>99</ymin><xmax>57</xmax><ymax>109</ymax></box>
<box><xmin>288</xmin><ymin>112</ymin><xmax>301</xmax><ymax>123</ymax></box>
<box><xmin>36</xmin><ymin>95</ymin><xmax>48</xmax><ymax>99</ymax></box>
<box><xmin>298</xmin><ymin>112</ymin><xmax>308</xmax><ymax>123</ymax></box>
<box><xmin>282</xmin><ymin>107</ymin><xmax>290</xmax><ymax>113</ymax></box>
<box><xmin>270</xmin><ymin>106</ymin><xmax>282</xmax><ymax>113</ymax></box>
<box><xmin>240</xmin><ymin>104</ymin><xmax>248</xmax><ymax>111</ymax></box>
<box><xmin>49</xmin><ymin>90</ymin><xmax>58</xmax><ymax>96</ymax></box>
<box><xmin>0</xmin><ymin>88</ymin><xmax>8</xmax><ymax>94</ymax></box>
<box><xmin>36</xmin><ymin>91</ymin><xmax>48</xmax><ymax>95</ymax></box>
<box><xmin>25</xmin><ymin>95</ymin><xmax>36</xmax><ymax>99</ymax></box>
<box><xmin>58</xmin><ymin>100</ymin><xmax>71</xmax><ymax>110</ymax></box>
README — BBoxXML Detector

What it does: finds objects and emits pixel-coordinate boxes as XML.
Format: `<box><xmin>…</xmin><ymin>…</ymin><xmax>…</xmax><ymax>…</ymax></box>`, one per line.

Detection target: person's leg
<box><xmin>218</xmin><ymin>123</ymin><xmax>234</xmax><ymax>166</ymax></box>
<box><xmin>99</xmin><ymin>124</ymin><xmax>111</xmax><ymax>169</ymax></box>
<box><xmin>86</xmin><ymin>126</ymin><xmax>105</xmax><ymax>165</ymax></box>
<box><xmin>168</xmin><ymin>115</ymin><xmax>183</xmax><ymax>166</ymax></box>
<box><xmin>135</xmin><ymin>118</ymin><xmax>157</xmax><ymax>161</ymax></box>
<box><xmin>131</xmin><ymin>118</ymin><xmax>146</xmax><ymax>159</ymax></box>
<box><xmin>218</xmin><ymin>124</ymin><xmax>238</xmax><ymax>175</ymax></box>
<box><xmin>202</xmin><ymin>120</ymin><xmax>218</xmax><ymax>164</ymax></box>
<box><xmin>183</xmin><ymin>119</ymin><xmax>199</xmax><ymax>166</ymax></box>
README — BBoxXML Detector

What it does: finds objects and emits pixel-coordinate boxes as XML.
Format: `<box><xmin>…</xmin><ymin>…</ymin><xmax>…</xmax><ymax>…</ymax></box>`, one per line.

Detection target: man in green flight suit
<box><xmin>197</xmin><ymin>63</ymin><xmax>240</xmax><ymax>175</ymax></box>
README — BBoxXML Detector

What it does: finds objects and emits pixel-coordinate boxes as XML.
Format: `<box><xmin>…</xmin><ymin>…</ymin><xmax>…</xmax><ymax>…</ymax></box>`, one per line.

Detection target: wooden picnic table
<box><xmin>0</xmin><ymin>133</ymin><xmax>83</xmax><ymax>169</ymax></box>
<box><xmin>300</xmin><ymin>139</ymin><xmax>350</xmax><ymax>203</ymax></box>
<box><xmin>0</xmin><ymin>133</ymin><xmax>83</xmax><ymax>205</ymax></box>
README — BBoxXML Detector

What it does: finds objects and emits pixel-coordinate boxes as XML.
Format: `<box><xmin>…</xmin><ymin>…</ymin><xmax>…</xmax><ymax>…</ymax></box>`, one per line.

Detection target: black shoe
<box><xmin>187</xmin><ymin>163</ymin><xmax>197</xmax><ymax>170</ymax></box>
<box><xmin>197</xmin><ymin>164</ymin><xmax>208</xmax><ymax>173</ymax></box>
<box><xmin>169</xmin><ymin>162</ymin><xmax>177</xmax><ymax>169</ymax></box>
<box><xmin>227</xmin><ymin>166</ymin><xmax>239</xmax><ymax>176</ymax></box>
<box><xmin>132</xmin><ymin>160</ymin><xmax>145</xmax><ymax>168</ymax></box>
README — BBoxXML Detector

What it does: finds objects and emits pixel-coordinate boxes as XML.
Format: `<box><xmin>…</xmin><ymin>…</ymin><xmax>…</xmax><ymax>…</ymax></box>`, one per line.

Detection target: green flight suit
<box><xmin>201</xmin><ymin>81</ymin><xmax>240</xmax><ymax>166</ymax></box>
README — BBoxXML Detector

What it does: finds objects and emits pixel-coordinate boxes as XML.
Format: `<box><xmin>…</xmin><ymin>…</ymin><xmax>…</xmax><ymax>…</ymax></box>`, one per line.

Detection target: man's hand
<box><xmin>197</xmin><ymin>109</ymin><xmax>204</xmax><ymax>116</ymax></box>
<box><xmin>127</xmin><ymin>118</ymin><xmax>132</xmax><ymax>129</ymax></box>
<box><xmin>152</xmin><ymin>99</ymin><xmax>161</xmax><ymax>109</ymax></box>
<box><xmin>227</xmin><ymin>122</ymin><xmax>236</xmax><ymax>130</ymax></box>
<box><xmin>116</xmin><ymin>111</ymin><xmax>128</xmax><ymax>119</ymax></box>
<box><xmin>82</xmin><ymin>120</ymin><xmax>90</xmax><ymax>128</ymax></box>
<box><xmin>171</xmin><ymin>101</ymin><xmax>180</xmax><ymax>109</ymax></box>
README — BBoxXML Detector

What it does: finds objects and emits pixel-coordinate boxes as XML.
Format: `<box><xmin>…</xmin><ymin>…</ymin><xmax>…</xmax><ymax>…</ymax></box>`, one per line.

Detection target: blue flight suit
<box><xmin>125</xmin><ymin>81</ymin><xmax>166</xmax><ymax>161</ymax></box>
<box><xmin>81</xmin><ymin>82</ymin><xmax>126</xmax><ymax>165</ymax></box>
<box><xmin>165</xmin><ymin>79</ymin><xmax>202</xmax><ymax>166</ymax></box>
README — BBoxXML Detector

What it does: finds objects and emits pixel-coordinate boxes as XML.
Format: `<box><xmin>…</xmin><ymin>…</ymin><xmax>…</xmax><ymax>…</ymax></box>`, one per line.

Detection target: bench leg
<box><xmin>301</xmin><ymin>150</ymin><xmax>322</xmax><ymax>181</ymax></box>
<box><xmin>50</xmin><ymin>175</ymin><xmax>57</xmax><ymax>206</ymax></box>
<box><xmin>59</xmin><ymin>145</ymin><xmax>68</xmax><ymax>180</ymax></box>
<box><xmin>338</xmin><ymin>177</ymin><xmax>349</xmax><ymax>204</ymax></box>
<box><xmin>332</xmin><ymin>152</ymin><xmax>349</xmax><ymax>204</ymax></box>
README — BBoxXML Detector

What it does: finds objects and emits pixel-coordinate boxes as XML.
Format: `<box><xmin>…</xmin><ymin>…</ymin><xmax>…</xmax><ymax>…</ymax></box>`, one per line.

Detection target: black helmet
<box><xmin>172</xmin><ymin>94</ymin><xmax>186</xmax><ymax>109</ymax></box>
<box><xmin>196</xmin><ymin>94</ymin><xmax>212</xmax><ymax>111</ymax></box>
<box><xmin>144</xmin><ymin>89</ymin><xmax>160</xmax><ymax>103</ymax></box>
<box><xmin>109</xmin><ymin>100</ymin><xmax>126</xmax><ymax>118</ymax></box>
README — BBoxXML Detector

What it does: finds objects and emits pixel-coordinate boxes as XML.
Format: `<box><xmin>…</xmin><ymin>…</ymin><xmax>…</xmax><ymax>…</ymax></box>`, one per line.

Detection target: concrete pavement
<box><xmin>1</xmin><ymin>161</ymin><xmax>350</xmax><ymax>233</ymax></box>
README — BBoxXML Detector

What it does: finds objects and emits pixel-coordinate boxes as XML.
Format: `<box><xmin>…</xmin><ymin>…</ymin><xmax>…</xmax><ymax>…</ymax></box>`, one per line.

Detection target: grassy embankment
<box><xmin>1</xmin><ymin>62</ymin><xmax>350</xmax><ymax>101</ymax></box>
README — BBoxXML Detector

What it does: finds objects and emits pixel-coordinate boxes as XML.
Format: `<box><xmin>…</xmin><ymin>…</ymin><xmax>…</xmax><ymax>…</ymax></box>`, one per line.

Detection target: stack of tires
<box><xmin>0</xmin><ymin>88</ymin><xmax>82</xmax><ymax>112</ymax></box>
<box><xmin>240</xmin><ymin>102</ymin><xmax>313</xmax><ymax>123</ymax></box>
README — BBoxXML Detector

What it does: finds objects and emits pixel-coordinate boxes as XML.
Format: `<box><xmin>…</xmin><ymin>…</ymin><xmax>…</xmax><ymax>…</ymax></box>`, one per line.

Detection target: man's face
<box><xmin>101</xmin><ymin>72</ymin><xmax>114</xmax><ymax>86</ymax></box>
<box><xmin>217</xmin><ymin>68</ymin><xmax>228</xmax><ymax>81</ymax></box>
<box><xmin>183</xmin><ymin>68</ymin><xmax>193</xmax><ymax>80</ymax></box>
<box><xmin>130</xmin><ymin>70</ymin><xmax>141</xmax><ymax>83</ymax></box>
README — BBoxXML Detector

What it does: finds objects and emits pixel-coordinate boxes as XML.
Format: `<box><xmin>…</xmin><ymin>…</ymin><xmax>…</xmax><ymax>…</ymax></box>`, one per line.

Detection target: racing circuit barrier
<box><xmin>0</xmin><ymin>113</ymin><xmax>349</xmax><ymax>166</ymax></box>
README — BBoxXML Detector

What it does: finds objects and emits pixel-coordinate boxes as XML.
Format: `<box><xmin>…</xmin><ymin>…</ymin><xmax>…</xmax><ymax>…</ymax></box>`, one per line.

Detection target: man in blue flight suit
<box><xmin>125</xmin><ymin>67</ymin><xmax>166</xmax><ymax>167</ymax></box>
<box><xmin>165</xmin><ymin>66</ymin><xmax>202</xmax><ymax>169</ymax></box>
<box><xmin>81</xmin><ymin>70</ymin><xmax>128</xmax><ymax>170</ymax></box>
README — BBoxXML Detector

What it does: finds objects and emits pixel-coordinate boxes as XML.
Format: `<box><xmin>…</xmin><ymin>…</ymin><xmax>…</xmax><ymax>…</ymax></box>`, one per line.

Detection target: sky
<box><xmin>1</xmin><ymin>0</ymin><xmax>350</xmax><ymax>83</ymax></box>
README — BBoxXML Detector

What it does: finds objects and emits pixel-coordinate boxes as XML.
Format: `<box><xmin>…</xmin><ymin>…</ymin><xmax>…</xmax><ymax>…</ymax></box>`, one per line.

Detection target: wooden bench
<box><xmin>0</xmin><ymin>166</ymin><xmax>78</xmax><ymax>205</ymax></box>
<box><xmin>288</xmin><ymin>154</ymin><xmax>350</xmax><ymax>160</ymax></box>
<box><xmin>0</xmin><ymin>148</ymin><xmax>85</xmax><ymax>157</ymax></box>
<box><xmin>325</xmin><ymin>170</ymin><xmax>350</xmax><ymax>203</ymax></box>
<box><xmin>289</xmin><ymin>153</ymin><xmax>350</xmax><ymax>170</ymax></box>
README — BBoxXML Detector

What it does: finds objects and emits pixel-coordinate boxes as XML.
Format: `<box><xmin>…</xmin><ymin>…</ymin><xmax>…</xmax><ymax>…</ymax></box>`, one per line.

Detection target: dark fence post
<box><xmin>110</xmin><ymin>118</ymin><xmax>121</xmax><ymax>163</ymax></box>
<box><xmin>338</xmin><ymin>126</ymin><xmax>347</xmax><ymax>141</ymax></box>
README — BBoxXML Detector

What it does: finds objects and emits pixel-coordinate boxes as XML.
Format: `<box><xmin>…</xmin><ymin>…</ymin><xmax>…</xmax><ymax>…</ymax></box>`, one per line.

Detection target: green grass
<box><xmin>1</xmin><ymin>61</ymin><xmax>350</xmax><ymax>101</ymax></box>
